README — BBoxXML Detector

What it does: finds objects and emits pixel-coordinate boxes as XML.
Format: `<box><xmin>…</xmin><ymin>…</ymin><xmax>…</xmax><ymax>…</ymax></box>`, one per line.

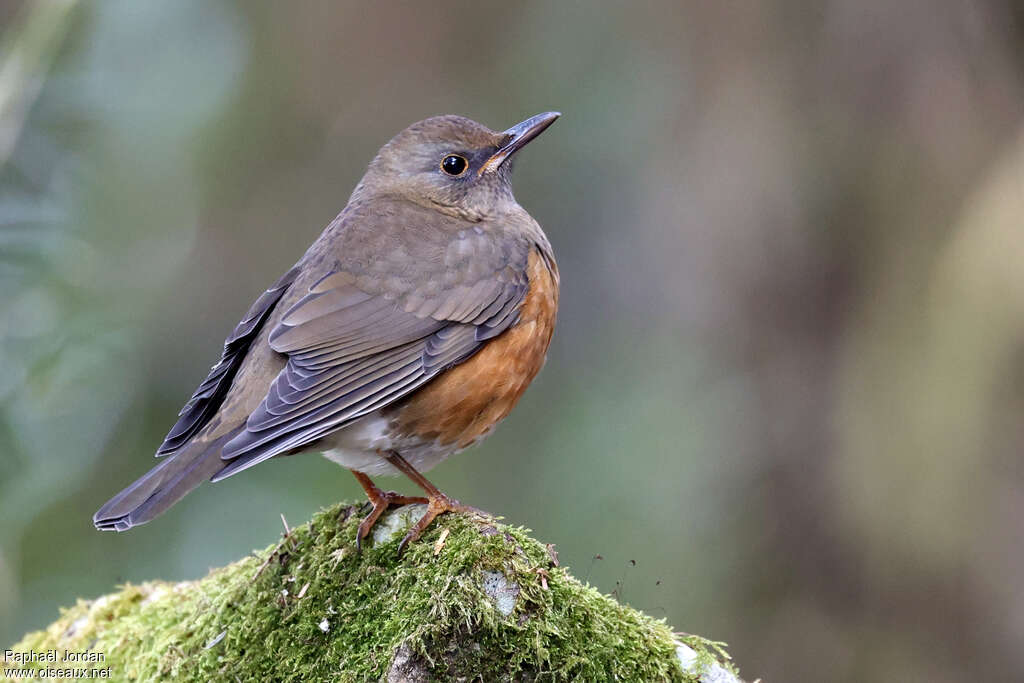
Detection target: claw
<box><xmin>396</xmin><ymin>493</ymin><xmax>477</xmax><ymax>557</ymax></box>
<box><xmin>351</xmin><ymin>471</ymin><xmax>427</xmax><ymax>551</ymax></box>
<box><xmin>352</xmin><ymin>452</ymin><xmax>485</xmax><ymax>557</ymax></box>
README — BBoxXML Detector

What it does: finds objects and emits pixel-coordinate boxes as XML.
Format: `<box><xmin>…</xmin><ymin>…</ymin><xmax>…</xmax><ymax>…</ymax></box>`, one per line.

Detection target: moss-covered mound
<box><xmin>9</xmin><ymin>503</ymin><xmax>740</xmax><ymax>681</ymax></box>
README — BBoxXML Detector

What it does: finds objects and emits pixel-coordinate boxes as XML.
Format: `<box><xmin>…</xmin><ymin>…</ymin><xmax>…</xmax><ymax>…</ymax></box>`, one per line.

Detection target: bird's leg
<box><xmin>382</xmin><ymin>450</ymin><xmax>481</xmax><ymax>556</ymax></box>
<box><xmin>351</xmin><ymin>470</ymin><xmax>427</xmax><ymax>551</ymax></box>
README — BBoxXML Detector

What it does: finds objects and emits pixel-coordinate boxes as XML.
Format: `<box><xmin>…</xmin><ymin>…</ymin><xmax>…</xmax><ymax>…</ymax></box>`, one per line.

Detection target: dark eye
<box><xmin>440</xmin><ymin>154</ymin><xmax>468</xmax><ymax>176</ymax></box>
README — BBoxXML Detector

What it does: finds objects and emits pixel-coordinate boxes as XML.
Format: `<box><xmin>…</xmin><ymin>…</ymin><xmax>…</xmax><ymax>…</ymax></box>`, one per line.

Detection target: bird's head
<box><xmin>355</xmin><ymin>112</ymin><xmax>560</xmax><ymax>220</ymax></box>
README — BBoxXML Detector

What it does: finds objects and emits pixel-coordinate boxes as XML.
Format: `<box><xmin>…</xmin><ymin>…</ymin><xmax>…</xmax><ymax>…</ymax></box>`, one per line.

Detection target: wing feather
<box><xmin>156</xmin><ymin>267</ymin><xmax>300</xmax><ymax>456</ymax></box>
<box><xmin>212</xmin><ymin>198</ymin><xmax>543</xmax><ymax>478</ymax></box>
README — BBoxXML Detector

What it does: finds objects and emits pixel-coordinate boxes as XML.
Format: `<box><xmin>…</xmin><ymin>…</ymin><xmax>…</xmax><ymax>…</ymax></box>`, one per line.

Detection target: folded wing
<box><xmin>157</xmin><ymin>267</ymin><xmax>300</xmax><ymax>456</ymax></box>
<box><xmin>213</xmin><ymin>255</ymin><xmax>528</xmax><ymax>479</ymax></box>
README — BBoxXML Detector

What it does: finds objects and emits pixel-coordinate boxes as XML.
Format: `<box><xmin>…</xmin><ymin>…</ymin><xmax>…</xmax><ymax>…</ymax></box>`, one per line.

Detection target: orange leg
<box><xmin>382</xmin><ymin>450</ymin><xmax>482</xmax><ymax>556</ymax></box>
<box><xmin>351</xmin><ymin>470</ymin><xmax>427</xmax><ymax>551</ymax></box>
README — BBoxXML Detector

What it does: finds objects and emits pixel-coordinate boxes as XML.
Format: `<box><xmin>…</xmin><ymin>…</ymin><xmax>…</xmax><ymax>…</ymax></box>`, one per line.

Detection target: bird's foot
<box><xmin>356</xmin><ymin>488</ymin><xmax>428</xmax><ymax>551</ymax></box>
<box><xmin>396</xmin><ymin>493</ymin><xmax>480</xmax><ymax>557</ymax></box>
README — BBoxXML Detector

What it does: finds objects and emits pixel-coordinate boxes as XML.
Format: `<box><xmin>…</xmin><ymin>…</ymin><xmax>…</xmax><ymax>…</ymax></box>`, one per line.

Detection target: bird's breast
<box><xmin>388</xmin><ymin>247</ymin><xmax>558</xmax><ymax>450</ymax></box>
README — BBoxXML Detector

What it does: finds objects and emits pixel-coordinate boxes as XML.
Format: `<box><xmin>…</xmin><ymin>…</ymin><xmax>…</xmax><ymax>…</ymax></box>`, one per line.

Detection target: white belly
<box><xmin>317</xmin><ymin>410</ymin><xmax>456</xmax><ymax>477</ymax></box>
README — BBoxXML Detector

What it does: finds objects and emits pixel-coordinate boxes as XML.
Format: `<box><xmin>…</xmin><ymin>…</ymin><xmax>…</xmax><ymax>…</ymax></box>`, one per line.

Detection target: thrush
<box><xmin>94</xmin><ymin>112</ymin><xmax>560</xmax><ymax>553</ymax></box>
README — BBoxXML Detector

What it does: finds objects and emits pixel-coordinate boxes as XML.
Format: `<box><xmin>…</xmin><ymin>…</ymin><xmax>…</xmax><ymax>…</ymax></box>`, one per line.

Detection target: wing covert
<box><xmin>214</xmin><ymin>200</ymin><xmax>538</xmax><ymax>479</ymax></box>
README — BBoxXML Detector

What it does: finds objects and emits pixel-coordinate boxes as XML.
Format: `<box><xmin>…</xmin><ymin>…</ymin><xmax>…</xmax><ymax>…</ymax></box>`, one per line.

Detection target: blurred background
<box><xmin>2</xmin><ymin>1</ymin><xmax>1023</xmax><ymax>680</ymax></box>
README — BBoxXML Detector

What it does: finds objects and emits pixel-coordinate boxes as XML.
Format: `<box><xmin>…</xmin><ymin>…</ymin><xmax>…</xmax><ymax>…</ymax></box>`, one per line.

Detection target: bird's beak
<box><xmin>479</xmin><ymin>111</ymin><xmax>561</xmax><ymax>174</ymax></box>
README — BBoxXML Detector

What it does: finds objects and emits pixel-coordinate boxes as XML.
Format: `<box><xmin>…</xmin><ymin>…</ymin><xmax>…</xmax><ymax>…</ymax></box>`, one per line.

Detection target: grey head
<box><xmin>352</xmin><ymin>112</ymin><xmax>560</xmax><ymax>220</ymax></box>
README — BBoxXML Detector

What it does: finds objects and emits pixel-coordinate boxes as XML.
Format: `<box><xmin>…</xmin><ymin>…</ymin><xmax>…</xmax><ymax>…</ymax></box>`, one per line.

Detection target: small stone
<box><xmin>675</xmin><ymin>642</ymin><xmax>739</xmax><ymax>683</ymax></box>
<box><xmin>62</xmin><ymin>616</ymin><xmax>89</xmax><ymax>640</ymax></box>
<box><xmin>387</xmin><ymin>642</ymin><xmax>430</xmax><ymax>683</ymax></box>
<box><xmin>481</xmin><ymin>570</ymin><xmax>519</xmax><ymax>617</ymax></box>
<box><xmin>372</xmin><ymin>504</ymin><xmax>429</xmax><ymax>545</ymax></box>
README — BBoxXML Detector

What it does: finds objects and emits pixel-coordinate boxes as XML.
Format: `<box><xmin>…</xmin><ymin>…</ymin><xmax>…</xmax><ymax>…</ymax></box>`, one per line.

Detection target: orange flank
<box><xmin>393</xmin><ymin>249</ymin><xmax>559</xmax><ymax>449</ymax></box>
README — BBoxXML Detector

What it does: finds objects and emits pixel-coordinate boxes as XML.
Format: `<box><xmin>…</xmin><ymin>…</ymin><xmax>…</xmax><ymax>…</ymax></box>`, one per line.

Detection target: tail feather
<box><xmin>93</xmin><ymin>430</ymin><xmax>239</xmax><ymax>531</ymax></box>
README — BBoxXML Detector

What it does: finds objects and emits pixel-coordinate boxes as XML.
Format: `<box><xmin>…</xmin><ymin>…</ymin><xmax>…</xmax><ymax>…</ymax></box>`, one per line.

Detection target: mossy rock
<box><xmin>8</xmin><ymin>503</ymin><xmax>742</xmax><ymax>681</ymax></box>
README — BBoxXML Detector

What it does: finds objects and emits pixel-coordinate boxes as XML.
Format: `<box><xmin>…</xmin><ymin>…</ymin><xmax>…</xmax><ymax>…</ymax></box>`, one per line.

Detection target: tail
<box><xmin>93</xmin><ymin>430</ymin><xmax>239</xmax><ymax>531</ymax></box>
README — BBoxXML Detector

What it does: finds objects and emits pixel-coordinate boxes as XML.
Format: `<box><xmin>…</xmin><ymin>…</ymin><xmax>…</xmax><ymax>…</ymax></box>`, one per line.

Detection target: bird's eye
<box><xmin>440</xmin><ymin>154</ymin><xmax>468</xmax><ymax>176</ymax></box>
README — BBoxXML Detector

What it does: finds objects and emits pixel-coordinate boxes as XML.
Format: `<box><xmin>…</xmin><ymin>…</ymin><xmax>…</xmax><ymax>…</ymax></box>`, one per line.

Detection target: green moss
<box><xmin>8</xmin><ymin>503</ymin><xmax>738</xmax><ymax>681</ymax></box>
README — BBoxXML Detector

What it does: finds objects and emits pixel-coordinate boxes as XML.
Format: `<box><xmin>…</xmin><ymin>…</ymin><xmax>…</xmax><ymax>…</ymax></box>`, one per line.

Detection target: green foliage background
<box><xmin>2</xmin><ymin>2</ymin><xmax>1024</xmax><ymax>681</ymax></box>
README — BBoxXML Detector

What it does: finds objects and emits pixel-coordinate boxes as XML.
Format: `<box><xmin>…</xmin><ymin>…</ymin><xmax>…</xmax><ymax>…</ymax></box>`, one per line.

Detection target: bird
<box><xmin>94</xmin><ymin>112</ymin><xmax>561</xmax><ymax>554</ymax></box>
